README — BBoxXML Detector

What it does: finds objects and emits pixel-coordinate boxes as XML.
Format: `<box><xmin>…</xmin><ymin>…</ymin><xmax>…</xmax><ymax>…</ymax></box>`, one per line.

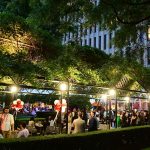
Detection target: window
<box><xmin>109</xmin><ymin>33</ymin><xmax>112</xmax><ymax>48</ymax></box>
<box><xmin>68</xmin><ymin>32</ymin><xmax>70</xmax><ymax>39</ymax></box>
<box><xmin>147</xmin><ymin>47</ymin><xmax>150</xmax><ymax>65</ymax></box>
<box><xmin>84</xmin><ymin>28</ymin><xmax>87</xmax><ymax>35</ymax></box>
<box><xmin>139</xmin><ymin>32</ymin><xmax>144</xmax><ymax>43</ymax></box>
<box><xmin>99</xmin><ymin>36</ymin><xmax>101</xmax><ymax>49</ymax></box>
<box><xmin>94</xmin><ymin>37</ymin><xmax>96</xmax><ymax>48</ymax></box>
<box><xmin>80</xmin><ymin>40</ymin><xmax>82</xmax><ymax>46</ymax></box>
<box><xmin>89</xmin><ymin>38</ymin><xmax>92</xmax><ymax>46</ymax></box>
<box><xmin>89</xmin><ymin>26</ymin><xmax>92</xmax><ymax>34</ymax></box>
<box><xmin>84</xmin><ymin>39</ymin><xmax>87</xmax><ymax>45</ymax></box>
<box><xmin>80</xmin><ymin>25</ymin><xmax>83</xmax><ymax>36</ymax></box>
<box><xmin>104</xmin><ymin>34</ymin><xmax>107</xmax><ymax>50</ymax></box>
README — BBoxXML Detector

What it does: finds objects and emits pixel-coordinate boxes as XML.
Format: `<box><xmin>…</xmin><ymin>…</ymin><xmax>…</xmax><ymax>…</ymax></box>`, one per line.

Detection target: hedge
<box><xmin>0</xmin><ymin>125</ymin><xmax>150</xmax><ymax>150</ymax></box>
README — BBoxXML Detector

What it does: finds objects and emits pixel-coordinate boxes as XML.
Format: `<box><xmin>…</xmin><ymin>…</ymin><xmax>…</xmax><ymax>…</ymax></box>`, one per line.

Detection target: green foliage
<box><xmin>0</xmin><ymin>49</ymin><xmax>47</xmax><ymax>86</ymax></box>
<box><xmin>85</xmin><ymin>0</ymin><xmax>150</xmax><ymax>61</ymax></box>
<box><xmin>68</xmin><ymin>95</ymin><xmax>91</xmax><ymax>110</ymax></box>
<box><xmin>44</xmin><ymin>44</ymin><xmax>110</xmax><ymax>85</ymax></box>
<box><xmin>75</xmin><ymin>45</ymin><xmax>109</xmax><ymax>69</ymax></box>
<box><xmin>1</xmin><ymin>0</ymin><xmax>150</xmax><ymax>96</ymax></box>
<box><xmin>99</xmin><ymin>54</ymin><xmax>150</xmax><ymax>91</ymax></box>
<box><xmin>0</xmin><ymin>126</ymin><xmax>150</xmax><ymax>150</ymax></box>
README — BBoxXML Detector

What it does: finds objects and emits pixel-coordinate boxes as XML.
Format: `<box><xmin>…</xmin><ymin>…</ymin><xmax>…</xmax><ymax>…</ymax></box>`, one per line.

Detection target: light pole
<box><xmin>66</xmin><ymin>80</ymin><xmax>70</xmax><ymax>134</ymax></box>
<box><xmin>148</xmin><ymin>25</ymin><xmax>150</xmax><ymax>41</ymax></box>
<box><xmin>148</xmin><ymin>94</ymin><xmax>150</xmax><ymax>113</ymax></box>
<box><xmin>10</xmin><ymin>85</ymin><xmax>18</xmax><ymax>104</ymax></box>
<box><xmin>125</xmin><ymin>96</ymin><xmax>130</xmax><ymax>111</ymax></box>
<box><xmin>59</xmin><ymin>83</ymin><xmax>67</xmax><ymax>134</ymax></box>
<box><xmin>101</xmin><ymin>94</ymin><xmax>108</xmax><ymax>124</ymax></box>
<box><xmin>108</xmin><ymin>89</ymin><xmax>116</xmax><ymax>128</ymax></box>
<box><xmin>10</xmin><ymin>85</ymin><xmax>18</xmax><ymax>120</ymax></box>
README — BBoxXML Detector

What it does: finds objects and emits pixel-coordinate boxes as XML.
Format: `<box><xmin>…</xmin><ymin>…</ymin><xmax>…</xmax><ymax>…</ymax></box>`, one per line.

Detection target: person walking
<box><xmin>0</xmin><ymin>106</ymin><xmax>14</xmax><ymax>138</ymax></box>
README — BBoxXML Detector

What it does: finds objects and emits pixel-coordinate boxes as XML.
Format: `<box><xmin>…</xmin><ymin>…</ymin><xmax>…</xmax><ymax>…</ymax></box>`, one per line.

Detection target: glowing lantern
<box><xmin>54</xmin><ymin>100</ymin><xmax>61</xmax><ymax>112</ymax></box>
<box><xmin>11</xmin><ymin>99</ymin><xmax>24</xmax><ymax>110</ymax></box>
<box><xmin>54</xmin><ymin>99</ymin><xmax>67</xmax><ymax>112</ymax></box>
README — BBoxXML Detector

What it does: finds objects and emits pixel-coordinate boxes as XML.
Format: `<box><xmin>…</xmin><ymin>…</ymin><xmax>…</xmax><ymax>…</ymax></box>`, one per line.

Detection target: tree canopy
<box><xmin>0</xmin><ymin>0</ymin><xmax>150</xmax><ymax>94</ymax></box>
<box><xmin>86</xmin><ymin>0</ymin><xmax>150</xmax><ymax>47</ymax></box>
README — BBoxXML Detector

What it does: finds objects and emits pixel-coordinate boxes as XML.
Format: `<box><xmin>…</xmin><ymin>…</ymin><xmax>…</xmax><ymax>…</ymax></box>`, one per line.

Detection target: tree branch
<box><xmin>101</xmin><ymin>0</ymin><xmax>150</xmax><ymax>25</ymax></box>
<box><xmin>0</xmin><ymin>37</ymin><xmax>37</xmax><ymax>49</ymax></box>
<box><xmin>124</xmin><ymin>0</ymin><xmax>150</xmax><ymax>5</ymax></box>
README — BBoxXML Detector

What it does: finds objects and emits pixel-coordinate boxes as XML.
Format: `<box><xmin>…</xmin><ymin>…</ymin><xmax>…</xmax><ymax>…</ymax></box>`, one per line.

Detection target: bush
<box><xmin>0</xmin><ymin>126</ymin><xmax>150</xmax><ymax>150</ymax></box>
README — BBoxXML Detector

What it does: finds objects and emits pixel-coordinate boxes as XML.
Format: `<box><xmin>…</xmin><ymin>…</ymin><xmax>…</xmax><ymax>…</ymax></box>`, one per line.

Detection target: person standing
<box><xmin>87</xmin><ymin>111</ymin><xmax>98</xmax><ymax>132</ymax></box>
<box><xmin>72</xmin><ymin>111</ymin><xmax>86</xmax><ymax>134</ymax></box>
<box><xmin>71</xmin><ymin>108</ymin><xmax>78</xmax><ymax>123</ymax></box>
<box><xmin>64</xmin><ymin>109</ymin><xmax>72</xmax><ymax>134</ymax></box>
<box><xmin>0</xmin><ymin>106</ymin><xmax>14</xmax><ymax>138</ymax></box>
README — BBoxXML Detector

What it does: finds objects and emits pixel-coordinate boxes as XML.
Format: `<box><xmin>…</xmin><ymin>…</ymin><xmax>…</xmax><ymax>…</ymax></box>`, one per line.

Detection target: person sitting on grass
<box><xmin>17</xmin><ymin>122</ymin><xmax>29</xmax><ymax>138</ymax></box>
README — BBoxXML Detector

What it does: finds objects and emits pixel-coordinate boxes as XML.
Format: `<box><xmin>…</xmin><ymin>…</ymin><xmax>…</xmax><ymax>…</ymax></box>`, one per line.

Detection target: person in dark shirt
<box><xmin>71</xmin><ymin>108</ymin><xmax>78</xmax><ymax>123</ymax></box>
<box><xmin>88</xmin><ymin>111</ymin><xmax>98</xmax><ymax>131</ymax></box>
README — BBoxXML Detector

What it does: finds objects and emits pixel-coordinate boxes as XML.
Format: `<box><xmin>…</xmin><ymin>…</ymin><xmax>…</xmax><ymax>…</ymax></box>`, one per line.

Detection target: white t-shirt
<box><xmin>17</xmin><ymin>128</ymin><xmax>29</xmax><ymax>138</ymax></box>
<box><xmin>0</xmin><ymin>113</ymin><xmax>14</xmax><ymax>131</ymax></box>
<box><xmin>0</xmin><ymin>134</ymin><xmax>3</xmax><ymax>138</ymax></box>
<box><xmin>50</xmin><ymin>120</ymin><xmax>54</xmax><ymax>126</ymax></box>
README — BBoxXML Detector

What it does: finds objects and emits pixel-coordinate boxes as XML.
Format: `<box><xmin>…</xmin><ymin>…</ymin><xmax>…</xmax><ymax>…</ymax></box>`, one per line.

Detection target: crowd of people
<box><xmin>0</xmin><ymin>105</ymin><xmax>150</xmax><ymax>139</ymax></box>
<box><xmin>18</xmin><ymin>103</ymin><xmax>53</xmax><ymax>116</ymax></box>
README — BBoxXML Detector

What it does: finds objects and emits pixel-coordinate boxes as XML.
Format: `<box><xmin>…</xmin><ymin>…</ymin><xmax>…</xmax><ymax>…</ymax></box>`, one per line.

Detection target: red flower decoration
<box><xmin>11</xmin><ymin>99</ymin><xmax>24</xmax><ymax>110</ymax></box>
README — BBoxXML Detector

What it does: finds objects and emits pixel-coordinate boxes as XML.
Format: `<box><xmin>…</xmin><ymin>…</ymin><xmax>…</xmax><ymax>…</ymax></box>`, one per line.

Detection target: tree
<box><xmin>100</xmin><ymin>55</ymin><xmax>150</xmax><ymax>92</ymax></box>
<box><xmin>81</xmin><ymin>0</ymin><xmax>150</xmax><ymax>64</ymax></box>
<box><xmin>0</xmin><ymin>49</ymin><xmax>47</xmax><ymax>86</ymax></box>
<box><xmin>0</xmin><ymin>0</ymin><xmax>93</xmax><ymax>60</ymax></box>
<box><xmin>68</xmin><ymin>95</ymin><xmax>91</xmax><ymax>110</ymax></box>
<box><xmin>44</xmin><ymin>44</ymin><xmax>110</xmax><ymax>86</ymax></box>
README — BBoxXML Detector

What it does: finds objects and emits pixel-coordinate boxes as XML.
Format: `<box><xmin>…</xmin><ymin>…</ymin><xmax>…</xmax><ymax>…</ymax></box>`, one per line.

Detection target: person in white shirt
<box><xmin>72</xmin><ymin>111</ymin><xmax>86</xmax><ymax>134</ymax></box>
<box><xmin>17</xmin><ymin>122</ymin><xmax>29</xmax><ymax>138</ymax></box>
<box><xmin>0</xmin><ymin>106</ymin><xmax>14</xmax><ymax>138</ymax></box>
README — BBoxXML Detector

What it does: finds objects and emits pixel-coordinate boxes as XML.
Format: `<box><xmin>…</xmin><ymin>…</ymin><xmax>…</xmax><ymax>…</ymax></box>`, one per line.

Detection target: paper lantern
<box><xmin>54</xmin><ymin>100</ymin><xmax>61</xmax><ymax>112</ymax></box>
<box><xmin>11</xmin><ymin>99</ymin><xmax>24</xmax><ymax>110</ymax></box>
<box><xmin>54</xmin><ymin>99</ymin><xmax>67</xmax><ymax>112</ymax></box>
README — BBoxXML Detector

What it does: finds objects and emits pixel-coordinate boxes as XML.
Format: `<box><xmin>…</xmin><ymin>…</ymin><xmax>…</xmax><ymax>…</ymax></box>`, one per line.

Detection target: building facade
<box><xmin>62</xmin><ymin>0</ymin><xmax>150</xmax><ymax>67</ymax></box>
